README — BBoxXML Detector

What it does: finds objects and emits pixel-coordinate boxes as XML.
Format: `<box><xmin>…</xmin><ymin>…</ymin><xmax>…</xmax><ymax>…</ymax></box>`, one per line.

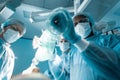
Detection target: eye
<box><xmin>60</xmin><ymin>40</ymin><xmax>63</xmax><ymax>43</ymax></box>
<box><xmin>74</xmin><ymin>21</ymin><xmax>79</xmax><ymax>26</ymax></box>
<box><xmin>10</xmin><ymin>25</ymin><xmax>22</xmax><ymax>35</ymax></box>
<box><xmin>10</xmin><ymin>25</ymin><xmax>19</xmax><ymax>31</ymax></box>
<box><xmin>79</xmin><ymin>18</ymin><xmax>89</xmax><ymax>23</ymax></box>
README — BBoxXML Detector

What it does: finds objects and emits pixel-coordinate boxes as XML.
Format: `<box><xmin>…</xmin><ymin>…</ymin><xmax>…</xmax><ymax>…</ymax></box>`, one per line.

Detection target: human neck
<box><xmin>85</xmin><ymin>31</ymin><xmax>94</xmax><ymax>39</ymax></box>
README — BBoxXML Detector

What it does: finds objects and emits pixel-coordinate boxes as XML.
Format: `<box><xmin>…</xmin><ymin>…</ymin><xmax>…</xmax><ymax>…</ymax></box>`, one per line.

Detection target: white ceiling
<box><xmin>3</xmin><ymin>0</ymin><xmax>120</xmax><ymax>39</ymax></box>
<box><xmin>23</xmin><ymin>0</ymin><xmax>73</xmax><ymax>10</ymax></box>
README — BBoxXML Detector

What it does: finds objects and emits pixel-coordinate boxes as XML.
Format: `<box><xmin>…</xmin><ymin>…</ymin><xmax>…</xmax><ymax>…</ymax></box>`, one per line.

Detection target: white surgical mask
<box><xmin>3</xmin><ymin>29</ymin><xmax>20</xmax><ymax>43</ymax></box>
<box><xmin>75</xmin><ymin>22</ymin><xmax>91</xmax><ymax>38</ymax></box>
<box><xmin>59</xmin><ymin>42</ymin><xmax>70</xmax><ymax>52</ymax></box>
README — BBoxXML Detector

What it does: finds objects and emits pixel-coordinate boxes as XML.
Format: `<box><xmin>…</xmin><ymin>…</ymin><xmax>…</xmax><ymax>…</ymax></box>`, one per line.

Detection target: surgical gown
<box><xmin>45</xmin><ymin>51</ymin><xmax>70</xmax><ymax>80</ymax></box>
<box><xmin>70</xmin><ymin>34</ymin><xmax>120</xmax><ymax>80</ymax></box>
<box><xmin>0</xmin><ymin>39</ymin><xmax>15</xmax><ymax>80</ymax></box>
<box><xmin>50</xmin><ymin>34</ymin><xmax>120</xmax><ymax>80</ymax></box>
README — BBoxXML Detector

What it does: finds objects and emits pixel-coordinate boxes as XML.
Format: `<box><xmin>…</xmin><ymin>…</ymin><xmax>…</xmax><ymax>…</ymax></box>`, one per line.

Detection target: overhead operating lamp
<box><xmin>74</xmin><ymin>0</ymin><xmax>91</xmax><ymax>14</ymax></box>
<box><xmin>0</xmin><ymin>0</ymin><xmax>23</xmax><ymax>23</ymax></box>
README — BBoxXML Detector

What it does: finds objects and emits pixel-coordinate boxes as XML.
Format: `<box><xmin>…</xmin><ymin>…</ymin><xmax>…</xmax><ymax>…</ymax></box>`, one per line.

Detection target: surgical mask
<box><xmin>3</xmin><ymin>29</ymin><xmax>20</xmax><ymax>43</ymax></box>
<box><xmin>75</xmin><ymin>22</ymin><xmax>91</xmax><ymax>38</ymax></box>
<box><xmin>59</xmin><ymin>42</ymin><xmax>70</xmax><ymax>52</ymax></box>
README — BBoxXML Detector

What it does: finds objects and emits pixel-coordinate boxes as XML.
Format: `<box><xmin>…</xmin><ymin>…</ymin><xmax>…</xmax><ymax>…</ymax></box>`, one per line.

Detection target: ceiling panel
<box><xmin>100</xmin><ymin>1</ymin><xmax>120</xmax><ymax>27</ymax></box>
<box><xmin>83</xmin><ymin>0</ymin><xmax>119</xmax><ymax>21</ymax></box>
<box><xmin>23</xmin><ymin>0</ymin><xmax>73</xmax><ymax>10</ymax></box>
<box><xmin>7</xmin><ymin>0</ymin><xmax>120</xmax><ymax>39</ymax></box>
<box><xmin>23</xmin><ymin>0</ymin><xmax>44</xmax><ymax>8</ymax></box>
<box><xmin>44</xmin><ymin>0</ymin><xmax>73</xmax><ymax>9</ymax></box>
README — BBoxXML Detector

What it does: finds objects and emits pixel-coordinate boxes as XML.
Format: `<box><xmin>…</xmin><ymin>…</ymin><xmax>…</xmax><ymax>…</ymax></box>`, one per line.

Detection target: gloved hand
<box><xmin>32</xmin><ymin>36</ymin><xmax>40</xmax><ymax>49</ymax></box>
<box><xmin>22</xmin><ymin>64</ymin><xmax>37</xmax><ymax>75</ymax></box>
<box><xmin>47</xmin><ymin>8</ymin><xmax>81</xmax><ymax>44</ymax></box>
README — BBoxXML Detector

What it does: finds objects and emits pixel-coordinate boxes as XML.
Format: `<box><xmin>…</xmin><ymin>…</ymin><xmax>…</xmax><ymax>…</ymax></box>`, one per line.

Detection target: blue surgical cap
<box><xmin>72</xmin><ymin>12</ymin><xmax>96</xmax><ymax>34</ymax></box>
<box><xmin>73</xmin><ymin>12</ymin><xmax>95</xmax><ymax>27</ymax></box>
<box><xmin>1</xmin><ymin>19</ymin><xmax>26</xmax><ymax>35</ymax></box>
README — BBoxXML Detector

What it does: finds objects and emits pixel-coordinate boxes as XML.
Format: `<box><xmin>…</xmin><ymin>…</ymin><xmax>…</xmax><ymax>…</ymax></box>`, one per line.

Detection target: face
<box><xmin>73</xmin><ymin>16</ymin><xmax>89</xmax><ymax>27</ymax></box>
<box><xmin>73</xmin><ymin>15</ymin><xmax>92</xmax><ymax>38</ymax></box>
<box><xmin>60</xmin><ymin>38</ymin><xmax>68</xmax><ymax>43</ymax></box>
<box><xmin>59</xmin><ymin>38</ymin><xmax>70</xmax><ymax>52</ymax></box>
<box><xmin>2</xmin><ymin>24</ymin><xmax>24</xmax><ymax>43</ymax></box>
<box><xmin>4</xmin><ymin>23</ymin><xmax>23</xmax><ymax>36</ymax></box>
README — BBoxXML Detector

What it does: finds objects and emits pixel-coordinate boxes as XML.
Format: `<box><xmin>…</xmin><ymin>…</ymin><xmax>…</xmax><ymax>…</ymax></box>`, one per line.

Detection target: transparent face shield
<box><xmin>33</xmin><ymin>30</ymin><xmax>60</xmax><ymax>62</ymax></box>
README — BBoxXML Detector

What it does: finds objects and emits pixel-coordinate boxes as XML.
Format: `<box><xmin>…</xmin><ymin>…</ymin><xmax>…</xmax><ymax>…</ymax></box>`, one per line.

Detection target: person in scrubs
<box><xmin>46</xmin><ymin>8</ymin><xmax>120</xmax><ymax>80</ymax></box>
<box><xmin>0</xmin><ymin>19</ymin><xmax>26</xmax><ymax>80</ymax></box>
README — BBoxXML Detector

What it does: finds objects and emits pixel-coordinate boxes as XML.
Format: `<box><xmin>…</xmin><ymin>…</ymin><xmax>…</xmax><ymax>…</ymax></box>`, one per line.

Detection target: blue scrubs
<box><xmin>47</xmin><ymin>34</ymin><xmax>120</xmax><ymax>80</ymax></box>
<box><xmin>47</xmin><ymin>53</ymin><xmax>70</xmax><ymax>80</ymax></box>
<box><xmin>70</xmin><ymin>34</ymin><xmax>120</xmax><ymax>80</ymax></box>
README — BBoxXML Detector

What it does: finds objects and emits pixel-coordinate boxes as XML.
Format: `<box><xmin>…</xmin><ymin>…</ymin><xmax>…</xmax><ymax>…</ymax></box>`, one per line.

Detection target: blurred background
<box><xmin>0</xmin><ymin>0</ymin><xmax>120</xmax><ymax>75</ymax></box>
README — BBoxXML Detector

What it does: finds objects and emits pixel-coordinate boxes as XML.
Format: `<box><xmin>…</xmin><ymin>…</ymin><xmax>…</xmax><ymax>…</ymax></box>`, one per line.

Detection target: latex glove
<box><xmin>22</xmin><ymin>64</ymin><xmax>37</xmax><ymax>75</ymax></box>
<box><xmin>32</xmin><ymin>36</ymin><xmax>40</xmax><ymax>49</ymax></box>
<box><xmin>47</xmin><ymin>8</ymin><xmax>81</xmax><ymax>44</ymax></box>
<box><xmin>52</xmin><ymin>55</ymin><xmax>62</xmax><ymax>66</ymax></box>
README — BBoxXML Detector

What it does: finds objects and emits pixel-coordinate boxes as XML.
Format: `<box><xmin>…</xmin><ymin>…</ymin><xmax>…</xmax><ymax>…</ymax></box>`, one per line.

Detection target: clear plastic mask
<box><xmin>33</xmin><ymin>30</ymin><xmax>60</xmax><ymax>61</ymax></box>
<box><xmin>3</xmin><ymin>29</ymin><xmax>20</xmax><ymax>43</ymax></box>
<box><xmin>75</xmin><ymin>22</ymin><xmax>91</xmax><ymax>38</ymax></box>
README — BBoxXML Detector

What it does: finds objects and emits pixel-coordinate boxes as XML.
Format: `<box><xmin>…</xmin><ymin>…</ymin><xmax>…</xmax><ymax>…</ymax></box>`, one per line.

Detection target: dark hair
<box><xmin>73</xmin><ymin>13</ymin><xmax>95</xmax><ymax>38</ymax></box>
<box><xmin>1</xmin><ymin>19</ymin><xmax>26</xmax><ymax>35</ymax></box>
<box><xmin>73</xmin><ymin>13</ymin><xmax>94</xmax><ymax>27</ymax></box>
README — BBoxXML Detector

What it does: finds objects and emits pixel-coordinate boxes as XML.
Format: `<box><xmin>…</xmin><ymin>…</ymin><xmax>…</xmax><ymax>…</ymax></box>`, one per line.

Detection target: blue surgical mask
<box><xmin>3</xmin><ymin>29</ymin><xmax>20</xmax><ymax>43</ymax></box>
<box><xmin>59</xmin><ymin>42</ymin><xmax>70</xmax><ymax>52</ymax></box>
<box><xmin>75</xmin><ymin>22</ymin><xmax>91</xmax><ymax>38</ymax></box>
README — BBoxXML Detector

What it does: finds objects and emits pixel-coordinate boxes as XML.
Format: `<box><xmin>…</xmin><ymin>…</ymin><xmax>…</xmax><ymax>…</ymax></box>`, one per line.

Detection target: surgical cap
<box><xmin>72</xmin><ymin>12</ymin><xmax>97</xmax><ymax>34</ymax></box>
<box><xmin>73</xmin><ymin>12</ymin><xmax>95</xmax><ymax>27</ymax></box>
<box><xmin>1</xmin><ymin>19</ymin><xmax>26</xmax><ymax>35</ymax></box>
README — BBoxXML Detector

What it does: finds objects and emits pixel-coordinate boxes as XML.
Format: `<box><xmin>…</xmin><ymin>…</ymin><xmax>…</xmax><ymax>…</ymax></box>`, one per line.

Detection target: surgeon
<box><xmin>0</xmin><ymin>19</ymin><xmax>26</xmax><ymax>80</ymax></box>
<box><xmin>44</xmin><ymin>37</ymin><xmax>71</xmax><ymax>80</ymax></box>
<box><xmin>46</xmin><ymin>8</ymin><xmax>120</xmax><ymax>80</ymax></box>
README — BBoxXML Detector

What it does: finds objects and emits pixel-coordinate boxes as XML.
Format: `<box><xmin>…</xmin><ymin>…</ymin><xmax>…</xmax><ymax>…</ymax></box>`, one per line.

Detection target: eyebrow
<box><xmin>10</xmin><ymin>25</ymin><xmax>22</xmax><ymax>34</ymax></box>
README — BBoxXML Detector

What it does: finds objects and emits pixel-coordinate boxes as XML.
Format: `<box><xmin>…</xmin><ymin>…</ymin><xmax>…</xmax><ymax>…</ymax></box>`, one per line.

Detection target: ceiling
<box><xmin>23</xmin><ymin>0</ymin><xmax>73</xmax><ymax>10</ymax></box>
<box><xmin>1</xmin><ymin>0</ymin><xmax>120</xmax><ymax>39</ymax></box>
<box><xmin>10</xmin><ymin>0</ymin><xmax>74</xmax><ymax>39</ymax></box>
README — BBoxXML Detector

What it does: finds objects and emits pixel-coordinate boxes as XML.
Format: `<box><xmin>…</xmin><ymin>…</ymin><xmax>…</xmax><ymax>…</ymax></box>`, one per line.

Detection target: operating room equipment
<box><xmin>0</xmin><ymin>0</ymin><xmax>23</xmax><ymax>23</ymax></box>
<box><xmin>74</xmin><ymin>0</ymin><xmax>91</xmax><ymax>14</ymax></box>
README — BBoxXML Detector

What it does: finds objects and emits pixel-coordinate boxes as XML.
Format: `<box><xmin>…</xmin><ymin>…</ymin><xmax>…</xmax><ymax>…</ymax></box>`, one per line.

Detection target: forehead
<box><xmin>5</xmin><ymin>23</ymin><xmax>23</xmax><ymax>34</ymax></box>
<box><xmin>74</xmin><ymin>15</ymin><xmax>87</xmax><ymax>22</ymax></box>
<box><xmin>60</xmin><ymin>38</ymin><xmax>65</xmax><ymax>41</ymax></box>
<box><xmin>59</xmin><ymin>38</ymin><xmax>68</xmax><ymax>42</ymax></box>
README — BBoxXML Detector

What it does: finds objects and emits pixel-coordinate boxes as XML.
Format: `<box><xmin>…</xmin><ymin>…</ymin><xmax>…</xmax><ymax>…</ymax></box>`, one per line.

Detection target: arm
<box><xmin>74</xmin><ymin>38</ymin><xmax>120</xmax><ymax>80</ymax></box>
<box><xmin>44</xmin><ymin>69</ymin><xmax>54</xmax><ymax>80</ymax></box>
<box><xmin>22</xmin><ymin>56</ymin><xmax>39</xmax><ymax>75</ymax></box>
<box><xmin>48</xmin><ymin>55</ymin><xmax>66</xmax><ymax>80</ymax></box>
<box><xmin>47</xmin><ymin>8</ymin><xmax>120</xmax><ymax>80</ymax></box>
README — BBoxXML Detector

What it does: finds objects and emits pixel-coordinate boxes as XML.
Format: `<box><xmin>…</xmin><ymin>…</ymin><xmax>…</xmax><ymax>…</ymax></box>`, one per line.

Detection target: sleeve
<box><xmin>0</xmin><ymin>41</ymin><xmax>6</xmax><ymax>77</ymax></box>
<box><xmin>81</xmin><ymin>42</ymin><xmax>120</xmax><ymax>80</ymax></box>
<box><xmin>48</xmin><ymin>55</ymin><xmax>66</xmax><ymax>80</ymax></box>
<box><xmin>44</xmin><ymin>69</ymin><xmax>54</xmax><ymax>80</ymax></box>
<box><xmin>0</xmin><ymin>42</ymin><xmax>5</xmax><ymax>59</ymax></box>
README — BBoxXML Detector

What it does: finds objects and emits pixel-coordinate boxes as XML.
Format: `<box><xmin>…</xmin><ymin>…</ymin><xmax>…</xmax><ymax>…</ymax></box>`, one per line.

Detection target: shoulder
<box><xmin>96</xmin><ymin>34</ymin><xmax>119</xmax><ymax>47</ymax></box>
